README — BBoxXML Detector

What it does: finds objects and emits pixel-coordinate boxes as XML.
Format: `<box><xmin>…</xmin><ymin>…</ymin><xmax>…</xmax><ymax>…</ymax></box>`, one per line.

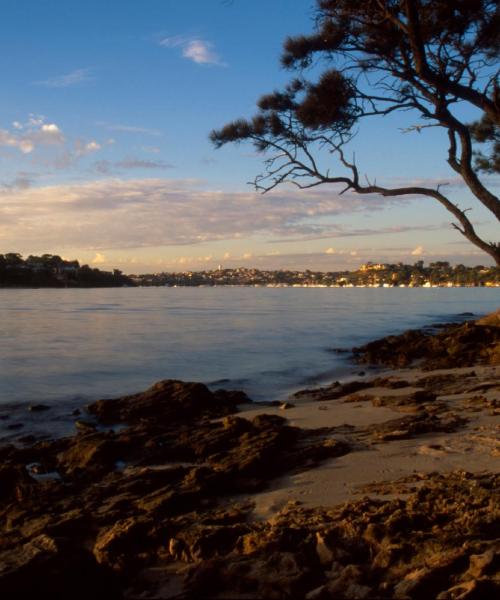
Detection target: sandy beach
<box><xmin>240</xmin><ymin>363</ymin><xmax>500</xmax><ymax>517</ymax></box>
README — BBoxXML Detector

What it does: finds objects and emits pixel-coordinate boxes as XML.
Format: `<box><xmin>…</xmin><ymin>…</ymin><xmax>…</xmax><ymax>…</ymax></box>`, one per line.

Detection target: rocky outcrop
<box><xmin>87</xmin><ymin>379</ymin><xmax>247</xmax><ymax>424</ymax></box>
<box><xmin>352</xmin><ymin>317</ymin><xmax>500</xmax><ymax>369</ymax></box>
<box><xmin>0</xmin><ymin>379</ymin><xmax>351</xmax><ymax>599</ymax></box>
<box><xmin>179</xmin><ymin>471</ymin><xmax>500</xmax><ymax>600</ymax></box>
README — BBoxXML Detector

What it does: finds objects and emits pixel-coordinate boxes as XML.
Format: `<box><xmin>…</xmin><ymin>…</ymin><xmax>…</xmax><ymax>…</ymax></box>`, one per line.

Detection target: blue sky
<box><xmin>0</xmin><ymin>0</ymin><xmax>497</xmax><ymax>272</ymax></box>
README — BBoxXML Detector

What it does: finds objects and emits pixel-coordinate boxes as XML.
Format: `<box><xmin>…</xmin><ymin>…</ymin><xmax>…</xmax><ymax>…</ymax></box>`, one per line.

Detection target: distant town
<box><xmin>1</xmin><ymin>253</ymin><xmax>499</xmax><ymax>288</ymax></box>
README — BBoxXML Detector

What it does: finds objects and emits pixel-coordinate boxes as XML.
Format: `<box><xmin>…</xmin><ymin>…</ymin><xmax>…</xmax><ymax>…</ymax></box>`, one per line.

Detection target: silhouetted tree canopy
<box><xmin>211</xmin><ymin>0</ymin><xmax>500</xmax><ymax>265</ymax></box>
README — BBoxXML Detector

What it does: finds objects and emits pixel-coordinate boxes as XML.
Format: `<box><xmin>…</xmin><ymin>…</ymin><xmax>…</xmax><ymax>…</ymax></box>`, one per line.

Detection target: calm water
<box><xmin>0</xmin><ymin>287</ymin><xmax>498</xmax><ymax>439</ymax></box>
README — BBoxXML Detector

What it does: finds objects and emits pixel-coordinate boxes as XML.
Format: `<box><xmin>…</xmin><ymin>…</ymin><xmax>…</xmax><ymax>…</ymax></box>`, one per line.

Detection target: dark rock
<box><xmin>75</xmin><ymin>419</ymin><xmax>97</xmax><ymax>433</ymax></box>
<box><xmin>28</xmin><ymin>404</ymin><xmax>50</xmax><ymax>412</ymax></box>
<box><xmin>0</xmin><ymin>464</ymin><xmax>36</xmax><ymax>504</ymax></box>
<box><xmin>371</xmin><ymin>389</ymin><xmax>437</xmax><ymax>409</ymax></box>
<box><xmin>353</xmin><ymin>318</ymin><xmax>500</xmax><ymax>369</ymax></box>
<box><xmin>87</xmin><ymin>379</ymin><xmax>246</xmax><ymax>425</ymax></box>
<box><xmin>293</xmin><ymin>380</ymin><xmax>371</xmax><ymax>401</ymax></box>
<box><xmin>93</xmin><ymin>516</ymin><xmax>154</xmax><ymax>572</ymax></box>
<box><xmin>364</xmin><ymin>412</ymin><xmax>467</xmax><ymax>441</ymax></box>
<box><xmin>0</xmin><ymin>534</ymin><xmax>121</xmax><ymax>600</ymax></box>
<box><xmin>56</xmin><ymin>431</ymin><xmax>122</xmax><ymax>476</ymax></box>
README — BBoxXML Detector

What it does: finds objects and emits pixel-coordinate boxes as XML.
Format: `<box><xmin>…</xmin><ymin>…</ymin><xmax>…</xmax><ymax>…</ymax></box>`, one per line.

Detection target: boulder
<box><xmin>87</xmin><ymin>379</ymin><xmax>248</xmax><ymax>425</ymax></box>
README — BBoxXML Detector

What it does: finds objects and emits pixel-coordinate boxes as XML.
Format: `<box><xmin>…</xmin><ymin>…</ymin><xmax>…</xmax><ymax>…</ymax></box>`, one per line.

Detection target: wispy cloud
<box><xmin>159</xmin><ymin>35</ymin><xmax>225</xmax><ymax>66</ymax></box>
<box><xmin>98</xmin><ymin>122</ymin><xmax>162</xmax><ymax>137</ymax></box>
<box><xmin>94</xmin><ymin>159</ymin><xmax>174</xmax><ymax>174</ymax></box>
<box><xmin>34</xmin><ymin>68</ymin><xmax>94</xmax><ymax>88</ymax></box>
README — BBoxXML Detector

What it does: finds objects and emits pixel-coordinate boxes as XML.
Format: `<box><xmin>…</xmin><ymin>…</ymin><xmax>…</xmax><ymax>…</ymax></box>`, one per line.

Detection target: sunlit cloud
<box><xmin>0</xmin><ymin>178</ymin><xmax>412</xmax><ymax>252</ymax></box>
<box><xmin>34</xmin><ymin>68</ymin><xmax>94</xmax><ymax>88</ymax></box>
<box><xmin>159</xmin><ymin>35</ymin><xmax>225</xmax><ymax>66</ymax></box>
<box><xmin>75</xmin><ymin>140</ymin><xmax>102</xmax><ymax>158</ymax></box>
<box><xmin>0</xmin><ymin>115</ymin><xmax>64</xmax><ymax>155</ymax></box>
<box><xmin>91</xmin><ymin>252</ymin><xmax>106</xmax><ymax>264</ymax></box>
<box><xmin>411</xmin><ymin>245</ymin><xmax>424</xmax><ymax>256</ymax></box>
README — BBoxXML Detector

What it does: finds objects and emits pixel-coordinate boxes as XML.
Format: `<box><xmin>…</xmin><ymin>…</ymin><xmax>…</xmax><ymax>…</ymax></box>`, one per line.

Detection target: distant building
<box><xmin>359</xmin><ymin>262</ymin><xmax>386</xmax><ymax>272</ymax></box>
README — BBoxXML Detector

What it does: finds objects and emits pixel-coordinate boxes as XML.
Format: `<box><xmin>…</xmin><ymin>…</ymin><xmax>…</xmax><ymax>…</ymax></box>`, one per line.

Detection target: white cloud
<box><xmin>411</xmin><ymin>245</ymin><xmax>424</xmax><ymax>256</ymax></box>
<box><xmin>325</xmin><ymin>247</ymin><xmax>336</xmax><ymax>254</ymax></box>
<box><xmin>41</xmin><ymin>123</ymin><xmax>61</xmax><ymax>134</ymax></box>
<box><xmin>34</xmin><ymin>68</ymin><xmax>94</xmax><ymax>88</ymax></box>
<box><xmin>73</xmin><ymin>140</ymin><xmax>102</xmax><ymax>158</ymax></box>
<box><xmin>159</xmin><ymin>36</ymin><xmax>225</xmax><ymax>66</ymax></box>
<box><xmin>0</xmin><ymin>117</ymin><xmax>64</xmax><ymax>155</ymax></box>
<box><xmin>85</xmin><ymin>141</ymin><xmax>101</xmax><ymax>153</ymax></box>
<box><xmin>182</xmin><ymin>40</ymin><xmax>222</xmax><ymax>65</ymax></box>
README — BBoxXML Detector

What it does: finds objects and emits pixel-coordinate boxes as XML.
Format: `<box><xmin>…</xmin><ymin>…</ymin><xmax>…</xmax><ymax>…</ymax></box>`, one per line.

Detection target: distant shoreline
<box><xmin>1</xmin><ymin>282</ymin><xmax>499</xmax><ymax>289</ymax></box>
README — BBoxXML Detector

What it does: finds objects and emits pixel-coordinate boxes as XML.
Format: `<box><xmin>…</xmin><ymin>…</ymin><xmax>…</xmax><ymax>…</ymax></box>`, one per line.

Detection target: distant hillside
<box><xmin>131</xmin><ymin>261</ymin><xmax>500</xmax><ymax>288</ymax></box>
<box><xmin>0</xmin><ymin>253</ymin><xmax>135</xmax><ymax>288</ymax></box>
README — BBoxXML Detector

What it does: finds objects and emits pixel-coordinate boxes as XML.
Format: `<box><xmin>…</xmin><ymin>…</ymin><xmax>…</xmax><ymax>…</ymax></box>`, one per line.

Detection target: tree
<box><xmin>211</xmin><ymin>0</ymin><xmax>500</xmax><ymax>264</ymax></box>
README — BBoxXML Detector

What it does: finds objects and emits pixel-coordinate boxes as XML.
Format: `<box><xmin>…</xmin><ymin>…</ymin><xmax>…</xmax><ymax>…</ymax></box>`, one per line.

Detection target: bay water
<box><xmin>1</xmin><ymin>287</ymin><xmax>498</xmax><ymax>440</ymax></box>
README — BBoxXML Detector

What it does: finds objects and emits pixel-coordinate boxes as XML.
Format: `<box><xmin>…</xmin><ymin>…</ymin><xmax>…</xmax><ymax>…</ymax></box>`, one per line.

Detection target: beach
<box><xmin>0</xmin><ymin>312</ymin><xmax>499</xmax><ymax>599</ymax></box>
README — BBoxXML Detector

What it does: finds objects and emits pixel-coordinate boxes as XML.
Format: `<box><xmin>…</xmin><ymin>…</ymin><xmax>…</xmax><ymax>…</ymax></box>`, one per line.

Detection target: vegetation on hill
<box><xmin>0</xmin><ymin>253</ymin><xmax>134</xmax><ymax>288</ymax></box>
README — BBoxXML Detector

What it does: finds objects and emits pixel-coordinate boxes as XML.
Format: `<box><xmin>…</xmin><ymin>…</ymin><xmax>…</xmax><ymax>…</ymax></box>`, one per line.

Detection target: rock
<box><xmin>87</xmin><ymin>379</ymin><xmax>247</xmax><ymax>425</ymax></box>
<box><xmin>93</xmin><ymin>516</ymin><xmax>153</xmax><ymax>571</ymax></box>
<box><xmin>315</xmin><ymin>531</ymin><xmax>334</xmax><ymax>565</ymax></box>
<box><xmin>365</xmin><ymin>412</ymin><xmax>467</xmax><ymax>441</ymax></box>
<box><xmin>56</xmin><ymin>431</ymin><xmax>121</xmax><ymax>476</ymax></box>
<box><xmin>0</xmin><ymin>534</ymin><xmax>120</xmax><ymax>600</ymax></box>
<box><xmin>28</xmin><ymin>404</ymin><xmax>50</xmax><ymax>412</ymax></box>
<box><xmin>371</xmin><ymin>389</ymin><xmax>437</xmax><ymax>409</ymax></box>
<box><xmin>353</xmin><ymin>317</ymin><xmax>500</xmax><ymax>369</ymax></box>
<box><xmin>293</xmin><ymin>380</ymin><xmax>372</xmax><ymax>401</ymax></box>
<box><xmin>75</xmin><ymin>419</ymin><xmax>97</xmax><ymax>433</ymax></box>
<box><xmin>0</xmin><ymin>464</ymin><xmax>36</xmax><ymax>504</ymax></box>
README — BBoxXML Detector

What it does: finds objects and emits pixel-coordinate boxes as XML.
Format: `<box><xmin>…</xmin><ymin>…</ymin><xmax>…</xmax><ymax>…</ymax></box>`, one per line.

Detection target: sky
<box><xmin>0</xmin><ymin>0</ymin><xmax>498</xmax><ymax>273</ymax></box>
